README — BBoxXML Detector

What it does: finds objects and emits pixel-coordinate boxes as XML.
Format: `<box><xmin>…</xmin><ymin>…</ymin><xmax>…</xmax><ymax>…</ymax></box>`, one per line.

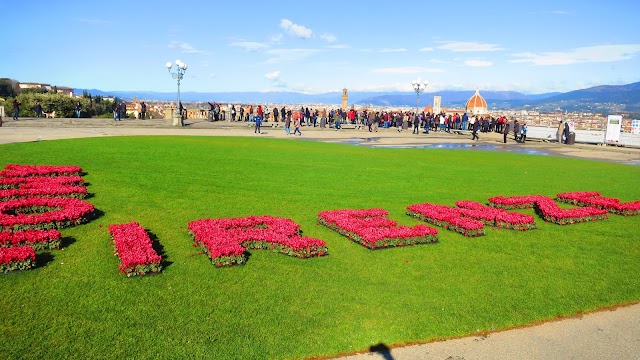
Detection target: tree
<box><xmin>0</xmin><ymin>78</ymin><xmax>19</xmax><ymax>98</ymax></box>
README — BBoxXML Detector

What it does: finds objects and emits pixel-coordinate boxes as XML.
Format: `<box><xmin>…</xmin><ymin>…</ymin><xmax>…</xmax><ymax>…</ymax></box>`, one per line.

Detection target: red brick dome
<box><xmin>466</xmin><ymin>89</ymin><xmax>488</xmax><ymax>114</ymax></box>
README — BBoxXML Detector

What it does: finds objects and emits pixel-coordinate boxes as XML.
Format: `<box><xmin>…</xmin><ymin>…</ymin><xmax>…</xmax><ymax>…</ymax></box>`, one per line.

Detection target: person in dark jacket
<box><xmin>513</xmin><ymin>120</ymin><xmax>520</xmax><ymax>141</ymax></box>
<box><xmin>471</xmin><ymin>118</ymin><xmax>480</xmax><ymax>140</ymax></box>
<box><xmin>503</xmin><ymin>120</ymin><xmax>510</xmax><ymax>143</ymax></box>
<box><xmin>13</xmin><ymin>99</ymin><xmax>21</xmax><ymax>120</ymax></box>
<box><xmin>34</xmin><ymin>101</ymin><xmax>42</xmax><ymax>118</ymax></box>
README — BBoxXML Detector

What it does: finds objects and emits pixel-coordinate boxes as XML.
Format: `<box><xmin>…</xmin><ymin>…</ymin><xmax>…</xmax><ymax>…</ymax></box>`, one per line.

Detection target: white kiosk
<box><xmin>605</xmin><ymin>115</ymin><xmax>622</xmax><ymax>143</ymax></box>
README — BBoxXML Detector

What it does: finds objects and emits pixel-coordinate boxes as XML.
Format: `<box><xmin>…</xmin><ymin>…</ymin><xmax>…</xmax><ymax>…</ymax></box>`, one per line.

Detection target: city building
<box><xmin>465</xmin><ymin>89</ymin><xmax>489</xmax><ymax>115</ymax></box>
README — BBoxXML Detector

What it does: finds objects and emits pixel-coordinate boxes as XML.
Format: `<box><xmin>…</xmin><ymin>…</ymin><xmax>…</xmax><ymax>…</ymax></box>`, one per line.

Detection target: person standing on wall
<box><xmin>12</xmin><ymin>98</ymin><xmax>20</xmax><ymax>120</ymax></box>
<box><xmin>141</xmin><ymin>101</ymin><xmax>147</xmax><ymax>120</ymax></box>
<box><xmin>75</xmin><ymin>101</ymin><xmax>82</xmax><ymax>118</ymax></box>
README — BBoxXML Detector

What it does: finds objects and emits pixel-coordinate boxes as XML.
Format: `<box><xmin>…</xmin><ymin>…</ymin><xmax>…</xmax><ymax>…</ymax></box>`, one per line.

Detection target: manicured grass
<box><xmin>1</xmin><ymin>136</ymin><xmax>639</xmax><ymax>359</ymax></box>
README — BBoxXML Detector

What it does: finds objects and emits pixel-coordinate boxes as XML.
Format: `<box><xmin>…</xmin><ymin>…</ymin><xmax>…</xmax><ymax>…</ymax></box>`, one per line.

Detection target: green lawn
<box><xmin>1</xmin><ymin>136</ymin><xmax>639</xmax><ymax>359</ymax></box>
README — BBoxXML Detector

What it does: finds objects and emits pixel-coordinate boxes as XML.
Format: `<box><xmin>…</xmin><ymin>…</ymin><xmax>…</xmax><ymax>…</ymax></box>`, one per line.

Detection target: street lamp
<box><xmin>411</xmin><ymin>77</ymin><xmax>428</xmax><ymax>116</ymax></box>
<box><xmin>166</xmin><ymin>59</ymin><xmax>188</xmax><ymax>126</ymax></box>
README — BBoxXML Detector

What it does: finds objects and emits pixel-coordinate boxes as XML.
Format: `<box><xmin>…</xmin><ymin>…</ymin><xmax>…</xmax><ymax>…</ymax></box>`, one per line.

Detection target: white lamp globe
<box><xmin>181</xmin><ymin>63</ymin><xmax>188</xmax><ymax>70</ymax></box>
<box><xmin>165</xmin><ymin>62</ymin><xmax>172</xmax><ymax>69</ymax></box>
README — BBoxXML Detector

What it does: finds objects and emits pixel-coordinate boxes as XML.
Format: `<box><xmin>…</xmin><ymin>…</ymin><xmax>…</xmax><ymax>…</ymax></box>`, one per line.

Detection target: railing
<box><xmin>527</xmin><ymin>126</ymin><xmax>640</xmax><ymax>148</ymax></box>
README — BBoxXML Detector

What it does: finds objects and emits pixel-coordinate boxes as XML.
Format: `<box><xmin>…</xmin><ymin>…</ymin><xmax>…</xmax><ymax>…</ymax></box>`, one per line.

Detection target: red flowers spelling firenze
<box><xmin>556</xmin><ymin>191</ymin><xmax>640</xmax><ymax>216</ymax></box>
<box><xmin>108</xmin><ymin>222</ymin><xmax>163</xmax><ymax>277</ymax></box>
<box><xmin>0</xmin><ymin>197</ymin><xmax>95</xmax><ymax>231</ymax></box>
<box><xmin>0</xmin><ymin>164</ymin><xmax>83</xmax><ymax>178</ymax></box>
<box><xmin>0</xmin><ymin>164</ymin><xmax>93</xmax><ymax>272</ymax></box>
<box><xmin>406</xmin><ymin>201</ymin><xmax>536</xmax><ymax>237</ymax></box>
<box><xmin>0</xmin><ymin>245</ymin><xmax>36</xmax><ymax>273</ymax></box>
<box><xmin>0</xmin><ymin>229</ymin><xmax>61</xmax><ymax>250</ymax></box>
<box><xmin>488</xmin><ymin>195</ymin><xmax>608</xmax><ymax>225</ymax></box>
<box><xmin>317</xmin><ymin>208</ymin><xmax>438</xmax><ymax>249</ymax></box>
<box><xmin>189</xmin><ymin>216</ymin><xmax>328</xmax><ymax>267</ymax></box>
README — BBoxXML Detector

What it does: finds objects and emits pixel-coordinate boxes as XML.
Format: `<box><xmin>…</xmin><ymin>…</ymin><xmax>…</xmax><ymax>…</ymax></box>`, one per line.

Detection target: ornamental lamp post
<box><xmin>411</xmin><ymin>78</ymin><xmax>428</xmax><ymax>116</ymax></box>
<box><xmin>166</xmin><ymin>60</ymin><xmax>188</xmax><ymax>126</ymax></box>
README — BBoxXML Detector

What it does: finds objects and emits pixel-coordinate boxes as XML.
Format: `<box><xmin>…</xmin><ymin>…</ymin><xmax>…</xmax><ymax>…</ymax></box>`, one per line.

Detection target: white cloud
<box><xmin>270</xmin><ymin>34</ymin><xmax>284</xmax><ymax>44</ymax></box>
<box><xmin>168</xmin><ymin>41</ymin><xmax>208</xmax><ymax>55</ymax></box>
<box><xmin>371</xmin><ymin>66</ymin><xmax>444</xmax><ymax>74</ymax></box>
<box><xmin>280</xmin><ymin>19</ymin><xmax>312</xmax><ymax>39</ymax></box>
<box><xmin>265</xmin><ymin>71</ymin><xmax>287</xmax><ymax>88</ymax></box>
<box><xmin>229</xmin><ymin>41</ymin><xmax>269</xmax><ymax>52</ymax></box>
<box><xmin>328</xmin><ymin>44</ymin><xmax>351</xmax><ymax>49</ymax></box>
<box><xmin>464</xmin><ymin>60</ymin><xmax>493</xmax><ymax>67</ymax></box>
<box><xmin>379</xmin><ymin>48</ymin><xmax>408</xmax><ymax>53</ymax></box>
<box><xmin>419</xmin><ymin>47</ymin><xmax>434</xmax><ymax>52</ymax></box>
<box><xmin>320</xmin><ymin>33</ymin><xmax>337</xmax><ymax>43</ymax></box>
<box><xmin>511</xmin><ymin>44</ymin><xmax>640</xmax><ymax>65</ymax></box>
<box><xmin>437</xmin><ymin>41</ymin><xmax>503</xmax><ymax>52</ymax></box>
<box><xmin>264</xmin><ymin>48</ymin><xmax>323</xmax><ymax>64</ymax></box>
<box><xmin>265</xmin><ymin>71</ymin><xmax>281</xmax><ymax>80</ymax></box>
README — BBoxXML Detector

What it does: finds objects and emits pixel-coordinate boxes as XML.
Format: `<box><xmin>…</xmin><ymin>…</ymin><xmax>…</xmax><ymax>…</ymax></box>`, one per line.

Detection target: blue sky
<box><xmin>4</xmin><ymin>0</ymin><xmax>640</xmax><ymax>94</ymax></box>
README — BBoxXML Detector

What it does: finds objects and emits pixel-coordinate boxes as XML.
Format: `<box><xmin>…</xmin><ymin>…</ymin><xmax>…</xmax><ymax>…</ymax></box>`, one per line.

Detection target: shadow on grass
<box><xmin>147</xmin><ymin>230</ymin><xmax>173</xmax><ymax>271</ymax></box>
<box><xmin>369</xmin><ymin>343</ymin><xmax>394</xmax><ymax>360</ymax></box>
<box><xmin>35</xmin><ymin>252</ymin><xmax>55</xmax><ymax>269</ymax></box>
<box><xmin>60</xmin><ymin>236</ymin><xmax>77</xmax><ymax>249</ymax></box>
<box><xmin>86</xmin><ymin>208</ymin><xmax>105</xmax><ymax>222</ymax></box>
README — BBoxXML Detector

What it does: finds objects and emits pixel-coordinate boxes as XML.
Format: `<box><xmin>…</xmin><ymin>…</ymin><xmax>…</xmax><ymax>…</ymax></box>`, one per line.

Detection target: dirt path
<box><xmin>333</xmin><ymin>303</ymin><xmax>640</xmax><ymax>360</ymax></box>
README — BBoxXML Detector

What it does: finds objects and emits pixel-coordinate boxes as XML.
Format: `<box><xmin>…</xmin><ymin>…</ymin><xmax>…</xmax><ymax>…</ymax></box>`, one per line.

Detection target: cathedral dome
<box><xmin>465</xmin><ymin>89</ymin><xmax>488</xmax><ymax>114</ymax></box>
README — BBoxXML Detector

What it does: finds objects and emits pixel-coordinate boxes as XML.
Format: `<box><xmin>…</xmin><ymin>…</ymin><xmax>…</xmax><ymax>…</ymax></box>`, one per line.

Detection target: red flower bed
<box><xmin>0</xmin><ymin>229</ymin><xmax>61</xmax><ymax>250</ymax></box>
<box><xmin>406</xmin><ymin>203</ymin><xmax>486</xmax><ymax>237</ymax></box>
<box><xmin>557</xmin><ymin>191</ymin><xmax>640</xmax><ymax>216</ymax></box>
<box><xmin>0</xmin><ymin>245</ymin><xmax>36</xmax><ymax>273</ymax></box>
<box><xmin>0</xmin><ymin>164</ymin><xmax>83</xmax><ymax>178</ymax></box>
<box><xmin>188</xmin><ymin>216</ymin><xmax>328</xmax><ymax>267</ymax></box>
<box><xmin>0</xmin><ymin>175</ymin><xmax>85</xmax><ymax>190</ymax></box>
<box><xmin>108</xmin><ymin>222</ymin><xmax>162</xmax><ymax>277</ymax></box>
<box><xmin>488</xmin><ymin>195</ymin><xmax>608</xmax><ymax>225</ymax></box>
<box><xmin>318</xmin><ymin>208</ymin><xmax>438</xmax><ymax>249</ymax></box>
<box><xmin>0</xmin><ymin>197</ymin><xmax>95</xmax><ymax>231</ymax></box>
<box><xmin>0</xmin><ymin>183</ymin><xmax>87</xmax><ymax>201</ymax></box>
<box><xmin>455</xmin><ymin>201</ymin><xmax>536</xmax><ymax>231</ymax></box>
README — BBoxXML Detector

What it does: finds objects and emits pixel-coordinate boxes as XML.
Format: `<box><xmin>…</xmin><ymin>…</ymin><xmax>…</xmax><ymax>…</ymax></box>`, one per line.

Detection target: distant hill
<box><xmin>75</xmin><ymin>81</ymin><xmax>640</xmax><ymax>113</ymax></box>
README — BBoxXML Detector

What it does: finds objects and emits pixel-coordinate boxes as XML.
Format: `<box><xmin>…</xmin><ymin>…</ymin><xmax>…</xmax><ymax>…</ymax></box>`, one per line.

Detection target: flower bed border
<box><xmin>318</xmin><ymin>209</ymin><xmax>438</xmax><ymax>249</ymax></box>
<box><xmin>188</xmin><ymin>216</ymin><xmax>328</xmax><ymax>268</ymax></box>
<box><xmin>0</xmin><ymin>164</ymin><xmax>84</xmax><ymax>178</ymax></box>
<box><xmin>108</xmin><ymin>222</ymin><xmax>163</xmax><ymax>277</ymax></box>
<box><xmin>488</xmin><ymin>195</ymin><xmax>609</xmax><ymax>225</ymax></box>
<box><xmin>0</xmin><ymin>245</ymin><xmax>36</xmax><ymax>273</ymax></box>
<box><xmin>0</xmin><ymin>197</ymin><xmax>95</xmax><ymax>231</ymax></box>
<box><xmin>556</xmin><ymin>191</ymin><xmax>640</xmax><ymax>216</ymax></box>
<box><xmin>0</xmin><ymin>229</ymin><xmax>62</xmax><ymax>250</ymax></box>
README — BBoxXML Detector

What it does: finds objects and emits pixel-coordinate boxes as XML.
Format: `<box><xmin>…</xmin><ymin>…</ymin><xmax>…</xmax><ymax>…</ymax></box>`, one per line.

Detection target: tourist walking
<box><xmin>284</xmin><ymin>109</ymin><xmax>291</xmax><ymax>135</ymax></box>
<box><xmin>12</xmin><ymin>99</ymin><xmax>20</xmax><ymax>120</ymax></box>
<box><xmin>34</xmin><ymin>100</ymin><xmax>42</xmax><ymax>118</ymax></box>
<box><xmin>293</xmin><ymin>115</ymin><xmax>302</xmax><ymax>136</ymax></box>
<box><xmin>471</xmin><ymin>119</ymin><xmax>480</xmax><ymax>140</ymax></box>
<box><xmin>513</xmin><ymin>120</ymin><xmax>520</xmax><ymax>141</ymax></box>
<box><xmin>519</xmin><ymin>123</ymin><xmax>528</xmax><ymax>143</ymax></box>
<box><xmin>412</xmin><ymin>113</ymin><xmax>420</xmax><ymax>134</ymax></box>
<box><xmin>503</xmin><ymin>119</ymin><xmax>510</xmax><ymax>143</ymax></box>
<box><xmin>254</xmin><ymin>114</ymin><xmax>262</xmax><ymax>134</ymax></box>
<box><xmin>75</xmin><ymin>101</ymin><xmax>82</xmax><ymax>118</ymax></box>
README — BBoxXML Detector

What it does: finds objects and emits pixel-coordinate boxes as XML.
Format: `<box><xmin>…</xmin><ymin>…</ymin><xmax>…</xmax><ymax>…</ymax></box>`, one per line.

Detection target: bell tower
<box><xmin>341</xmin><ymin>88</ymin><xmax>348</xmax><ymax>110</ymax></box>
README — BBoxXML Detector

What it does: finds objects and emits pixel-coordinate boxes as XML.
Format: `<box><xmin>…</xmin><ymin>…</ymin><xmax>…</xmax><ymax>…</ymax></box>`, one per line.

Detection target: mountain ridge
<box><xmin>76</xmin><ymin>81</ymin><xmax>640</xmax><ymax>113</ymax></box>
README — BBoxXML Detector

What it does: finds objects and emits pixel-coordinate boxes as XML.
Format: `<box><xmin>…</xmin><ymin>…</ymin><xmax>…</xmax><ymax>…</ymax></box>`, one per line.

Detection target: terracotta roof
<box><xmin>466</xmin><ymin>89</ymin><xmax>487</xmax><ymax>110</ymax></box>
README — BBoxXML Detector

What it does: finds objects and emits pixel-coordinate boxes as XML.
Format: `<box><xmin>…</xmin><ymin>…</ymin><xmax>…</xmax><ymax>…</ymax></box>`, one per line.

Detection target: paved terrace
<box><xmin>1</xmin><ymin>117</ymin><xmax>640</xmax><ymax>166</ymax></box>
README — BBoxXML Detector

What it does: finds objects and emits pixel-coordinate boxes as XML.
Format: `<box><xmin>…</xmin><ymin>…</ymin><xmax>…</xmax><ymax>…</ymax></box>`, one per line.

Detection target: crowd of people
<box><xmin>206</xmin><ymin>103</ymin><xmax>537</xmax><ymax>142</ymax></box>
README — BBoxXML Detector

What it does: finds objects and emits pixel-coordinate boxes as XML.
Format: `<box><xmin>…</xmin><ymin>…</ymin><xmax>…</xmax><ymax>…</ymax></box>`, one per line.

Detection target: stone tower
<box><xmin>341</xmin><ymin>88</ymin><xmax>348</xmax><ymax>110</ymax></box>
<box><xmin>433</xmin><ymin>95</ymin><xmax>442</xmax><ymax>114</ymax></box>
